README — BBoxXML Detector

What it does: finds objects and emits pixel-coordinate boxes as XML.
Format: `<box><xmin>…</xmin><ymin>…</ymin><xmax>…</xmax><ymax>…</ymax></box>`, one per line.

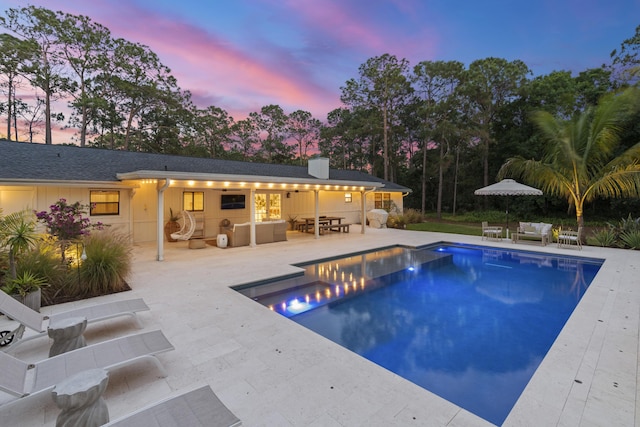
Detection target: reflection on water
<box><xmin>235</xmin><ymin>244</ymin><xmax>602</xmax><ymax>426</ymax></box>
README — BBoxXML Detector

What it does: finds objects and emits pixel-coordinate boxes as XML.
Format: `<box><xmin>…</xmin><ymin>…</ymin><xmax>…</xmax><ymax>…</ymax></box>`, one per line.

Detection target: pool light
<box><xmin>287</xmin><ymin>298</ymin><xmax>311</xmax><ymax>314</ymax></box>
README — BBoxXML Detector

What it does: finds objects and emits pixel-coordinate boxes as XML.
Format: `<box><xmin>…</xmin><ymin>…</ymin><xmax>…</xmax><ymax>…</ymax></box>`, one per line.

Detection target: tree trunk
<box><xmin>453</xmin><ymin>147</ymin><xmax>460</xmax><ymax>216</ymax></box>
<box><xmin>7</xmin><ymin>78</ymin><xmax>12</xmax><ymax>141</ymax></box>
<box><xmin>482</xmin><ymin>138</ymin><xmax>489</xmax><ymax>209</ymax></box>
<box><xmin>436</xmin><ymin>141</ymin><xmax>444</xmax><ymax>219</ymax></box>
<box><xmin>383</xmin><ymin>104</ymin><xmax>389</xmax><ymax>181</ymax></box>
<box><xmin>421</xmin><ymin>143</ymin><xmax>427</xmax><ymax>214</ymax></box>
<box><xmin>45</xmin><ymin>87</ymin><xmax>52</xmax><ymax>145</ymax></box>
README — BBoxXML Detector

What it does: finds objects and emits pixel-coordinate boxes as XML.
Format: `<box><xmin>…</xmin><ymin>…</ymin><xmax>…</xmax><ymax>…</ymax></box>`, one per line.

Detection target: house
<box><xmin>0</xmin><ymin>141</ymin><xmax>411</xmax><ymax>260</ymax></box>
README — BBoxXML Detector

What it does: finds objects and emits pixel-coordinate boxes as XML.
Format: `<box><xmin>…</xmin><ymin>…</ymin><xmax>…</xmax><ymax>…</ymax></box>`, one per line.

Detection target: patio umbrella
<box><xmin>474</xmin><ymin>179</ymin><xmax>543</xmax><ymax>235</ymax></box>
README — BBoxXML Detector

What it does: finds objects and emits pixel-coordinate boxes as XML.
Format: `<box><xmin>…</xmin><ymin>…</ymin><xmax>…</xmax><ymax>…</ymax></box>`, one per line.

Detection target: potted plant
<box><xmin>2</xmin><ymin>270</ymin><xmax>47</xmax><ymax>312</ymax></box>
<box><xmin>164</xmin><ymin>208</ymin><xmax>181</xmax><ymax>242</ymax></box>
<box><xmin>287</xmin><ymin>214</ymin><xmax>298</xmax><ymax>231</ymax></box>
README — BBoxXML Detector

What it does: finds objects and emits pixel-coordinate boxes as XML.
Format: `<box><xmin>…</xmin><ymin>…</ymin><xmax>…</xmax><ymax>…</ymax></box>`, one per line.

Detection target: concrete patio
<box><xmin>1</xmin><ymin>227</ymin><xmax>638</xmax><ymax>426</ymax></box>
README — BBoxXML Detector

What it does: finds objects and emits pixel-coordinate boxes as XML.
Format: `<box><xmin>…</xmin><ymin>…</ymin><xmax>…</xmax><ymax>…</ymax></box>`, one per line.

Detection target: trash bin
<box><xmin>216</xmin><ymin>234</ymin><xmax>228</xmax><ymax>248</ymax></box>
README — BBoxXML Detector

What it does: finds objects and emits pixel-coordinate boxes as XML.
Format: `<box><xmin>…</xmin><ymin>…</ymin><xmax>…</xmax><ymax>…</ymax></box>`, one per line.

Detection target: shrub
<box><xmin>0</xmin><ymin>250</ymin><xmax>9</xmax><ymax>285</ymax></box>
<box><xmin>619</xmin><ymin>230</ymin><xmax>640</xmax><ymax>250</ymax></box>
<box><xmin>609</xmin><ymin>214</ymin><xmax>640</xmax><ymax>234</ymax></box>
<box><xmin>587</xmin><ymin>227</ymin><xmax>617</xmax><ymax>247</ymax></box>
<box><xmin>34</xmin><ymin>198</ymin><xmax>104</xmax><ymax>263</ymax></box>
<box><xmin>77</xmin><ymin>231</ymin><xmax>131</xmax><ymax>297</ymax></box>
<box><xmin>403</xmin><ymin>209</ymin><xmax>424</xmax><ymax>224</ymax></box>
<box><xmin>387</xmin><ymin>214</ymin><xmax>406</xmax><ymax>229</ymax></box>
<box><xmin>18</xmin><ymin>242</ymin><xmax>72</xmax><ymax>305</ymax></box>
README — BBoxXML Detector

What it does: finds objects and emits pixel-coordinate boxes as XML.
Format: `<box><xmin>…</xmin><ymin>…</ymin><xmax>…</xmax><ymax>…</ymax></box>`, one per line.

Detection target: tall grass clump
<box><xmin>619</xmin><ymin>230</ymin><xmax>640</xmax><ymax>250</ymax></box>
<box><xmin>587</xmin><ymin>227</ymin><xmax>618</xmax><ymax>247</ymax></box>
<box><xmin>17</xmin><ymin>242</ymin><xmax>70</xmax><ymax>305</ymax></box>
<box><xmin>78</xmin><ymin>231</ymin><xmax>131</xmax><ymax>297</ymax></box>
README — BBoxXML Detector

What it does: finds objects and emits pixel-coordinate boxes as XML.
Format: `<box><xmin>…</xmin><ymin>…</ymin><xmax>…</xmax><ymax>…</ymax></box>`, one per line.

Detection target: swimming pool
<box><xmin>234</xmin><ymin>243</ymin><xmax>603</xmax><ymax>425</ymax></box>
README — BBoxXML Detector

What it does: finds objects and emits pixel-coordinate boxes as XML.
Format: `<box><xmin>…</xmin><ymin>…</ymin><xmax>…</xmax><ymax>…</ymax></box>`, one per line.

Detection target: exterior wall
<box><xmin>0</xmin><ymin>186</ymin><xmax>37</xmax><ymax>213</ymax></box>
<box><xmin>129</xmin><ymin>181</ymin><xmax>158</xmax><ymax>244</ymax></box>
<box><xmin>0</xmin><ymin>184</ymin><xmax>133</xmax><ymax>237</ymax></box>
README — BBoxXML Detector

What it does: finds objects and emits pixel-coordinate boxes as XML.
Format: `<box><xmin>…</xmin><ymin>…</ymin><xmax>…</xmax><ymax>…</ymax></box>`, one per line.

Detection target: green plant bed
<box><xmin>44</xmin><ymin>283</ymin><xmax>132</xmax><ymax>306</ymax></box>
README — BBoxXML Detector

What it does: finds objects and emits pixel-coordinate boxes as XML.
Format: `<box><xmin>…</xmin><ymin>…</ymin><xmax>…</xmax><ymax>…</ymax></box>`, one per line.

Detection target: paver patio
<box><xmin>1</xmin><ymin>228</ymin><xmax>638</xmax><ymax>426</ymax></box>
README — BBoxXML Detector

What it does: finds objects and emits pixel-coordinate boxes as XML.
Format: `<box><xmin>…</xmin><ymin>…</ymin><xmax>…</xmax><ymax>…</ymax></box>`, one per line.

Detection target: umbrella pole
<box><xmin>506</xmin><ymin>197</ymin><xmax>510</xmax><ymax>239</ymax></box>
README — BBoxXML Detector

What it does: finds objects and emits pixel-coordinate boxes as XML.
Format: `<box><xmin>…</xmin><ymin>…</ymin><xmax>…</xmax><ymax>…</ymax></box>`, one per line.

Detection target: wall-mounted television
<box><xmin>221</xmin><ymin>194</ymin><xmax>246</xmax><ymax>210</ymax></box>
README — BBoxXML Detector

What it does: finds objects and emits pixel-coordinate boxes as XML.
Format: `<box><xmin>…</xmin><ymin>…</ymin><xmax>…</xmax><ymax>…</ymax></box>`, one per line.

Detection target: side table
<box><xmin>48</xmin><ymin>316</ymin><xmax>87</xmax><ymax>357</ymax></box>
<box><xmin>52</xmin><ymin>368</ymin><xmax>110</xmax><ymax>427</ymax></box>
<box><xmin>216</xmin><ymin>233</ymin><xmax>228</xmax><ymax>248</ymax></box>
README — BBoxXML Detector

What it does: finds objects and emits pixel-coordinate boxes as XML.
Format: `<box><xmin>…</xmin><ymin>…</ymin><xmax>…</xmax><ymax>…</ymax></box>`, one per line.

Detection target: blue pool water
<box><xmin>235</xmin><ymin>243</ymin><xmax>603</xmax><ymax>425</ymax></box>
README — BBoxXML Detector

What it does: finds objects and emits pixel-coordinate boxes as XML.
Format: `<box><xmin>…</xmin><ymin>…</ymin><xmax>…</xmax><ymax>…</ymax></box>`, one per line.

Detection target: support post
<box><xmin>314</xmin><ymin>190</ymin><xmax>320</xmax><ymax>239</ymax></box>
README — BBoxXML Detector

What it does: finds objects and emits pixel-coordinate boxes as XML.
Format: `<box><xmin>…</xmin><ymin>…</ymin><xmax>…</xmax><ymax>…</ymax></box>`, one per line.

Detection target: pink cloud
<box><xmin>1</xmin><ymin>0</ymin><xmax>437</xmax><ymax>128</ymax></box>
<box><xmin>5</xmin><ymin>0</ymin><xmax>342</xmax><ymax>120</ymax></box>
<box><xmin>94</xmin><ymin>3</ymin><xmax>340</xmax><ymax>118</ymax></box>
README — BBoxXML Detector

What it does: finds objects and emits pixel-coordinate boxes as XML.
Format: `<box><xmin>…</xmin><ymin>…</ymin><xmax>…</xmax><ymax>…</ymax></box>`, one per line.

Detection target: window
<box><xmin>90</xmin><ymin>190</ymin><xmax>120</xmax><ymax>215</ymax></box>
<box><xmin>183</xmin><ymin>191</ymin><xmax>204</xmax><ymax>211</ymax></box>
<box><xmin>374</xmin><ymin>193</ymin><xmax>391</xmax><ymax>210</ymax></box>
<box><xmin>344</xmin><ymin>192</ymin><xmax>352</xmax><ymax>203</ymax></box>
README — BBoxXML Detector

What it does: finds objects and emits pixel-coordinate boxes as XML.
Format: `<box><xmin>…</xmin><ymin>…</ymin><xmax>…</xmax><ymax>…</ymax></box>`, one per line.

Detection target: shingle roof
<box><xmin>0</xmin><ymin>141</ymin><xmax>411</xmax><ymax>192</ymax></box>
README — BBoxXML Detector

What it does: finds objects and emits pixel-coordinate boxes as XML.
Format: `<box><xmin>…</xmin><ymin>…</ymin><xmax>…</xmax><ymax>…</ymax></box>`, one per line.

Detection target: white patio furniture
<box><xmin>0</xmin><ymin>293</ymin><xmax>149</xmax><ymax>352</ymax></box>
<box><xmin>170</xmin><ymin>210</ymin><xmax>197</xmax><ymax>241</ymax></box>
<box><xmin>0</xmin><ymin>330</ymin><xmax>173</xmax><ymax>404</ymax></box>
<box><xmin>103</xmin><ymin>385</ymin><xmax>241</xmax><ymax>427</ymax></box>
<box><xmin>481</xmin><ymin>221</ymin><xmax>503</xmax><ymax>240</ymax></box>
<box><xmin>557</xmin><ymin>227</ymin><xmax>583</xmax><ymax>250</ymax></box>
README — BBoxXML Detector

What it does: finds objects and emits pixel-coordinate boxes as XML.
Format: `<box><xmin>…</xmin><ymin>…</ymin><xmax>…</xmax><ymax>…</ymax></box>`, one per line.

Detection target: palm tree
<box><xmin>499</xmin><ymin>87</ymin><xmax>640</xmax><ymax>229</ymax></box>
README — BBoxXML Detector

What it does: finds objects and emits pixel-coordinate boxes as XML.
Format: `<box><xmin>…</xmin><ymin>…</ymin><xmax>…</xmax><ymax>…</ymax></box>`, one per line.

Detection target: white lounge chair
<box><xmin>0</xmin><ymin>330</ymin><xmax>173</xmax><ymax>403</ymax></box>
<box><xmin>104</xmin><ymin>385</ymin><xmax>241</xmax><ymax>427</ymax></box>
<box><xmin>171</xmin><ymin>210</ymin><xmax>197</xmax><ymax>241</ymax></box>
<box><xmin>0</xmin><ymin>293</ymin><xmax>149</xmax><ymax>351</ymax></box>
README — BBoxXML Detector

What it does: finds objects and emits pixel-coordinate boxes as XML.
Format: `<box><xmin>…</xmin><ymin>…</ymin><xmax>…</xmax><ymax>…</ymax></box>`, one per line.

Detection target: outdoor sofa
<box><xmin>512</xmin><ymin>222</ymin><xmax>553</xmax><ymax>246</ymax></box>
<box><xmin>224</xmin><ymin>220</ymin><xmax>287</xmax><ymax>247</ymax></box>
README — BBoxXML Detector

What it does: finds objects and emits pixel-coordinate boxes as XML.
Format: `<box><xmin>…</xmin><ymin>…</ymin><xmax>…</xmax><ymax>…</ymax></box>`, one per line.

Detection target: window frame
<box><xmin>374</xmin><ymin>193</ymin><xmax>391</xmax><ymax>210</ymax></box>
<box><xmin>90</xmin><ymin>190</ymin><xmax>120</xmax><ymax>216</ymax></box>
<box><xmin>183</xmin><ymin>191</ymin><xmax>205</xmax><ymax>212</ymax></box>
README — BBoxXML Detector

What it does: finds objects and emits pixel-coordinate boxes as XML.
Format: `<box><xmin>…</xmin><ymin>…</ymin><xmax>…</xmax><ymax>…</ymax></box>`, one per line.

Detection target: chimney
<box><xmin>308</xmin><ymin>157</ymin><xmax>329</xmax><ymax>179</ymax></box>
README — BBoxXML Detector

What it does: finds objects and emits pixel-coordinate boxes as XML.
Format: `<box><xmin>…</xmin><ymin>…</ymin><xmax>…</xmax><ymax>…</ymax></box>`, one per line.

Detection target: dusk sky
<box><xmin>1</xmin><ymin>0</ymin><xmax>638</xmax><ymax>121</ymax></box>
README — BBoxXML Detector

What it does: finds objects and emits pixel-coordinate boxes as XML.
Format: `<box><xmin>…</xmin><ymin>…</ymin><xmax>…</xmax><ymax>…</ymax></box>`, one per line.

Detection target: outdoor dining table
<box><xmin>301</xmin><ymin>216</ymin><xmax>344</xmax><ymax>233</ymax></box>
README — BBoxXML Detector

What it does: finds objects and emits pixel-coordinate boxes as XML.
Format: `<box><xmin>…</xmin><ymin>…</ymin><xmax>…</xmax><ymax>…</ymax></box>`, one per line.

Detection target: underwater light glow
<box><xmin>287</xmin><ymin>298</ymin><xmax>312</xmax><ymax>314</ymax></box>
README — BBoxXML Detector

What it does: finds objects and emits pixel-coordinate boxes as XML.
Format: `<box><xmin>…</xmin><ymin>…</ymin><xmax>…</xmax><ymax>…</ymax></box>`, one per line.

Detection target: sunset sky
<box><xmin>0</xmin><ymin>0</ymin><xmax>638</xmax><ymax>122</ymax></box>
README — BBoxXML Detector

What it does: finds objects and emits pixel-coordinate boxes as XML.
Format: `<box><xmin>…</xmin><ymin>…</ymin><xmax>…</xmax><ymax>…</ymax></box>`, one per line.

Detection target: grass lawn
<box><xmin>407</xmin><ymin>222</ymin><xmax>481</xmax><ymax>236</ymax></box>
